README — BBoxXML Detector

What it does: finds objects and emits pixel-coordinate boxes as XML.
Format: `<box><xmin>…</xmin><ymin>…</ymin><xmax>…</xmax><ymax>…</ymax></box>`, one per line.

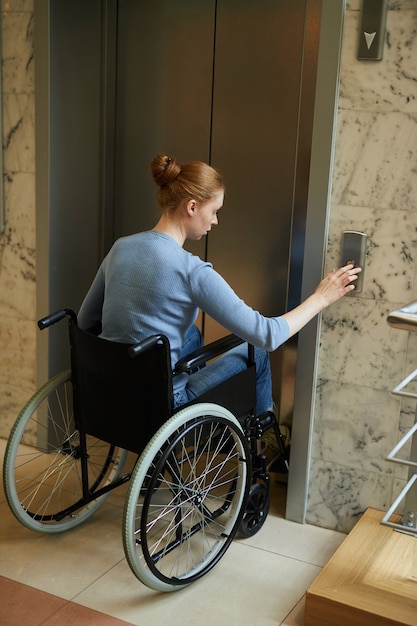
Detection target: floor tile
<box><xmin>42</xmin><ymin>601</ymin><xmax>134</xmax><ymax>625</ymax></box>
<box><xmin>0</xmin><ymin>576</ymin><xmax>133</xmax><ymax>626</ymax></box>
<box><xmin>243</xmin><ymin>505</ymin><xmax>346</xmax><ymax>567</ymax></box>
<box><xmin>72</xmin><ymin>539</ymin><xmax>319</xmax><ymax>626</ymax></box>
<box><xmin>0</xmin><ymin>576</ymin><xmax>67</xmax><ymax>626</ymax></box>
<box><xmin>281</xmin><ymin>596</ymin><xmax>306</xmax><ymax>626</ymax></box>
<box><xmin>0</xmin><ymin>498</ymin><xmax>127</xmax><ymax>599</ymax></box>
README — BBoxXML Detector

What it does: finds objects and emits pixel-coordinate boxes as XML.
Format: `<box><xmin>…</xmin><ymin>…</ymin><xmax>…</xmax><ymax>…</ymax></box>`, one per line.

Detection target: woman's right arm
<box><xmin>190</xmin><ymin>260</ymin><xmax>360</xmax><ymax>351</ymax></box>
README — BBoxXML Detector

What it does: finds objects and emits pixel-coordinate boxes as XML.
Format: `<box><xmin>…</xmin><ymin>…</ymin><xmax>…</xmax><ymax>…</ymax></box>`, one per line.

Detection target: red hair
<box><xmin>151</xmin><ymin>154</ymin><xmax>224</xmax><ymax>212</ymax></box>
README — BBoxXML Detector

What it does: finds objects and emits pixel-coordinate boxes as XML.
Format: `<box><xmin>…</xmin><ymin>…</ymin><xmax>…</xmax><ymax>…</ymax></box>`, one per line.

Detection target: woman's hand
<box><xmin>313</xmin><ymin>263</ymin><xmax>362</xmax><ymax>307</ymax></box>
<box><xmin>282</xmin><ymin>264</ymin><xmax>362</xmax><ymax>338</ymax></box>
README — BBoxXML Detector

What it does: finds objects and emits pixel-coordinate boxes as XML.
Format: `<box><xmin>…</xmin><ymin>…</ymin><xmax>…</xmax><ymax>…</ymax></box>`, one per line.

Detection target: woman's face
<box><xmin>189</xmin><ymin>190</ymin><xmax>224</xmax><ymax>240</ymax></box>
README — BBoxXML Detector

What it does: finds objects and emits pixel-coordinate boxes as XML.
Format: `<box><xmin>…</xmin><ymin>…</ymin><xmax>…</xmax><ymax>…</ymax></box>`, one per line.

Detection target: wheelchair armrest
<box><xmin>175</xmin><ymin>334</ymin><xmax>246</xmax><ymax>373</ymax></box>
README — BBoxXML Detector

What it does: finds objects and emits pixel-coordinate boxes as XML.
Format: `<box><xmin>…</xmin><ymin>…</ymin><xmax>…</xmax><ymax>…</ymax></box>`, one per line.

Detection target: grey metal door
<box><xmin>112</xmin><ymin>0</ymin><xmax>320</xmax><ymax>414</ymax></box>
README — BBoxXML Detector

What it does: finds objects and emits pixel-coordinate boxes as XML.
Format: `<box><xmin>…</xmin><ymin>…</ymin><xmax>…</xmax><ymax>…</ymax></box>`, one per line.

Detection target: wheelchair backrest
<box><xmin>69</xmin><ymin>321</ymin><xmax>173</xmax><ymax>454</ymax></box>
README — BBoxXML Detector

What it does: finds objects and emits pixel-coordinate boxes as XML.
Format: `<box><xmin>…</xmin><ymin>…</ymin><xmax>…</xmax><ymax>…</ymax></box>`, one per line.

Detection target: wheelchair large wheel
<box><xmin>123</xmin><ymin>403</ymin><xmax>250</xmax><ymax>592</ymax></box>
<box><xmin>3</xmin><ymin>370</ymin><xmax>127</xmax><ymax>534</ymax></box>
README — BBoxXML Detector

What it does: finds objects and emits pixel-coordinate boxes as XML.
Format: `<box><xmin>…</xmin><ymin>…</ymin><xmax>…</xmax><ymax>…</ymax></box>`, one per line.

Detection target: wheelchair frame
<box><xmin>3</xmin><ymin>310</ymin><xmax>288</xmax><ymax>592</ymax></box>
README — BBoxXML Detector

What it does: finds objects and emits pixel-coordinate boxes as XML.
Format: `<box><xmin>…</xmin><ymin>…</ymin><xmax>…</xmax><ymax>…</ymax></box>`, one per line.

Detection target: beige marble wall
<box><xmin>307</xmin><ymin>0</ymin><xmax>417</xmax><ymax>532</ymax></box>
<box><xmin>1</xmin><ymin>0</ymin><xmax>416</xmax><ymax>533</ymax></box>
<box><xmin>0</xmin><ymin>0</ymin><xmax>36</xmax><ymax>439</ymax></box>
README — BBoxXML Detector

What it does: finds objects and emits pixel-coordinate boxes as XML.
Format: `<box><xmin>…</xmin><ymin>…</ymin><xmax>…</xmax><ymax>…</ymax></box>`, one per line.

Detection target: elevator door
<box><xmin>113</xmin><ymin>0</ymin><xmax>317</xmax><ymax>407</ymax></box>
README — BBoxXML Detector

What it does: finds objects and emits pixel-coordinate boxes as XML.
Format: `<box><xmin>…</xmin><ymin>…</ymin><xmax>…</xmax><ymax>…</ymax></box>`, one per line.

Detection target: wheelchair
<box><xmin>3</xmin><ymin>309</ymin><xmax>288</xmax><ymax>592</ymax></box>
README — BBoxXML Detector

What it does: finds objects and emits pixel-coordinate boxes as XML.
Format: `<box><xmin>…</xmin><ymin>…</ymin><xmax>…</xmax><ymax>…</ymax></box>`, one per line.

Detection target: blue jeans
<box><xmin>174</xmin><ymin>325</ymin><xmax>273</xmax><ymax>415</ymax></box>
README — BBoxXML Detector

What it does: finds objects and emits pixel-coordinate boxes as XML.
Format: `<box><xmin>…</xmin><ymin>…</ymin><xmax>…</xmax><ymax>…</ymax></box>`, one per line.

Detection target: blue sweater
<box><xmin>78</xmin><ymin>231</ymin><xmax>290</xmax><ymax>393</ymax></box>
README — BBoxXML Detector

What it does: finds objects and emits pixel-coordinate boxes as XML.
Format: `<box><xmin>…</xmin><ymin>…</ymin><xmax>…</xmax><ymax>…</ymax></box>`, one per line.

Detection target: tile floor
<box><xmin>0</xmin><ymin>438</ymin><xmax>346</xmax><ymax>626</ymax></box>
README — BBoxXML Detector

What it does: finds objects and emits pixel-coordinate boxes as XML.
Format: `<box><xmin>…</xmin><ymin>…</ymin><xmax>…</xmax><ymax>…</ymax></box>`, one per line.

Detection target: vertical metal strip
<box><xmin>99</xmin><ymin>0</ymin><xmax>118</xmax><ymax>258</ymax></box>
<box><xmin>202</xmin><ymin>0</ymin><xmax>218</xmax><ymax>337</ymax></box>
<box><xmin>286</xmin><ymin>0</ymin><xmax>346</xmax><ymax>524</ymax></box>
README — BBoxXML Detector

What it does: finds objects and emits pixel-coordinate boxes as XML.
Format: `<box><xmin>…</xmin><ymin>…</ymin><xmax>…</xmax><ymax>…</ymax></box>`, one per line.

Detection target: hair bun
<box><xmin>151</xmin><ymin>154</ymin><xmax>181</xmax><ymax>188</ymax></box>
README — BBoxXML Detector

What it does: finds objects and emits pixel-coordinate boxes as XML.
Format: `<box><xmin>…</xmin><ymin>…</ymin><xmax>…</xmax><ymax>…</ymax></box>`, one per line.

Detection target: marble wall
<box><xmin>0</xmin><ymin>0</ymin><xmax>36</xmax><ymax>439</ymax></box>
<box><xmin>1</xmin><ymin>0</ymin><xmax>417</xmax><ymax>533</ymax></box>
<box><xmin>307</xmin><ymin>0</ymin><xmax>417</xmax><ymax>532</ymax></box>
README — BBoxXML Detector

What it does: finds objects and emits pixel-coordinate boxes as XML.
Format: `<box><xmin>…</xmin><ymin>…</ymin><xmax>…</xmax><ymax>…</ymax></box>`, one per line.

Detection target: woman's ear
<box><xmin>185</xmin><ymin>199</ymin><xmax>197</xmax><ymax>216</ymax></box>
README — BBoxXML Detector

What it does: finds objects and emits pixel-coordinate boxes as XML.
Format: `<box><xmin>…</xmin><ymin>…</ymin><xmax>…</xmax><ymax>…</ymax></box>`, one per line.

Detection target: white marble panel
<box><xmin>0</xmin><ymin>319</ymin><xmax>35</xmax><ymax>386</ymax></box>
<box><xmin>399</xmin><ymin>396</ymin><xmax>417</xmax><ymax>429</ymax></box>
<box><xmin>331</xmin><ymin>110</ymin><xmax>417</xmax><ymax>211</ymax></box>
<box><xmin>3</xmin><ymin>1</ymin><xmax>34</xmax><ymax>9</ymax></box>
<box><xmin>388</xmin><ymin>428</ymin><xmax>411</xmax><ymax>482</ymax></box>
<box><xmin>405</xmin><ymin>331</ymin><xmax>417</xmax><ymax>379</ymax></box>
<box><xmin>306</xmin><ymin>460</ymin><xmax>395</xmax><ymax>533</ymax></box>
<box><xmin>2</xmin><ymin>1</ymin><xmax>34</xmax><ymax>10</ymax></box>
<box><xmin>325</xmin><ymin>204</ymin><xmax>417</xmax><ymax>303</ymax></box>
<box><xmin>0</xmin><ymin>171</ymin><xmax>36</xmax><ymax>309</ymax></box>
<box><xmin>388</xmin><ymin>1</ymin><xmax>416</xmax><ymax>9</ymax></box>
<box><xmin>318</xmin><ymin>297</ymin><xmax>408</xmax><ymax>390</ymax></box>
<box><xmin>339</xmin><ymin>9</ymin><xmax>417</xmax><ymax>113</ymax></box>
<box><xmin>346</xmin><ymin>0</ymin><xmax>416</xmax><ymax>11</ymax></box>
<box><xmin>390</xmin><ymin>477</ymin><xmax>409</xmax><ymax>515</ymax></box>
<box><xmin>0</xmin><ymin>1</ymin><xmax>36</xmax><ymax>437</ymax></box>
<box><xmin>313</xmin><ymin>381</ymin><xmax>400</xmax><ymax>473</ymax></box>
<box><xmin>387</xmin><ymin>354</ymin><xmax>417</xmax><ymax>481</ymax></box>
<box><xmin>0</xmin><ymin>238</ymin><xmax>35</xmax><ymax>318</ymax></box>
<box><xmin>0</xmin><ymin>318</ymin><xmax>36</xmax><ymax>437</ymax></box>
<box><xmin>344</xmin><ymin>3</ymin><xmax>417</xmax><ymax>19</ymax></box>
<box><xmin>3</xmin><ymin>170</ymin><xmax>35</xmax><ymax>248</ymax></box>
<box><xmin>3</xmin><ymin>92</ymin><xmax>35</xmax><ymax>173</ymax></box>
<box><xmin>0</xmin><ymin>381</ymin><xmax>35</xmax><ymax>439</ymax></box>
<box><xmin>391</xmin><ymin>460</ymin><xmax>412</xmax><ymax>483</ymax></box>
<box><xmin>1</xmin><ymin>9</ymin><xmax>34</xmax><ymax>94</ymax></box>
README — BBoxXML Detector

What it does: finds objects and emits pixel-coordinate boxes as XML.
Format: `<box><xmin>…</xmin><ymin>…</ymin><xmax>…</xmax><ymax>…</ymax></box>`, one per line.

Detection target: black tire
<box><xmin>123</xmin><ymin>403</ymin><xmax>250</xmax><ymax>591</ymax></box>
<box><xmin>238</xmin><ymin>482</ymin><xmax>270</xmax><ymax>538</ymax></box>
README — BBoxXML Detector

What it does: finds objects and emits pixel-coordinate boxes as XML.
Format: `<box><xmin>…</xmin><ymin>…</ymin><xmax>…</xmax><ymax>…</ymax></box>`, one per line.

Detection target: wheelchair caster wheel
<box><xmin>238</xmin><ymin>482</ymin><xmax>270</xmax><ymax>538</ymax></box>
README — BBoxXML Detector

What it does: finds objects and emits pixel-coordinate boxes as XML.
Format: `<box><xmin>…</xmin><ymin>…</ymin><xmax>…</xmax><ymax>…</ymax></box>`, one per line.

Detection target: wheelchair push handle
<box><xmin>38</xmin><ymin>309</ymin><xmax>77</xmax><ymax>330</ymax></box>
<box><xmin>129</xmin><ymin>334</ymin><xmax>170</xmax><ymax>358</ymax></box>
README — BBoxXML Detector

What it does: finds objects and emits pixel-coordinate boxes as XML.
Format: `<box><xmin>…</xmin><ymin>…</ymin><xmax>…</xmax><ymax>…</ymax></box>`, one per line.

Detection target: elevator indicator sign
<box><xmin>357</xmin><ymin>0</ymin><xmax>387</xmax><ymax>61</ymax></box>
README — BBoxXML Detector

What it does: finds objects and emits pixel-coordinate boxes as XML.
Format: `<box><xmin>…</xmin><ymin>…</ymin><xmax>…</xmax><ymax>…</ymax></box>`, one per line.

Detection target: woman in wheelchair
<box><xmin>4</xmin><ymin>154</ymin><xmax>361</xmax><ymax>592</ymax></box>
<box><xmin>78</xmin><ymin>153</ymin><xmax>360</xmax><ymax>413</ymax></box>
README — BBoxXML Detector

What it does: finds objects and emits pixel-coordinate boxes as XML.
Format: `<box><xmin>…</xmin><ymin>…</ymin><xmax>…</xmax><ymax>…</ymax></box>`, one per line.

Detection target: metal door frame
<box><xmin>286</xmin><ymin>0</ymin><xmax>345</xmax><ymax>523</ymax></box>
